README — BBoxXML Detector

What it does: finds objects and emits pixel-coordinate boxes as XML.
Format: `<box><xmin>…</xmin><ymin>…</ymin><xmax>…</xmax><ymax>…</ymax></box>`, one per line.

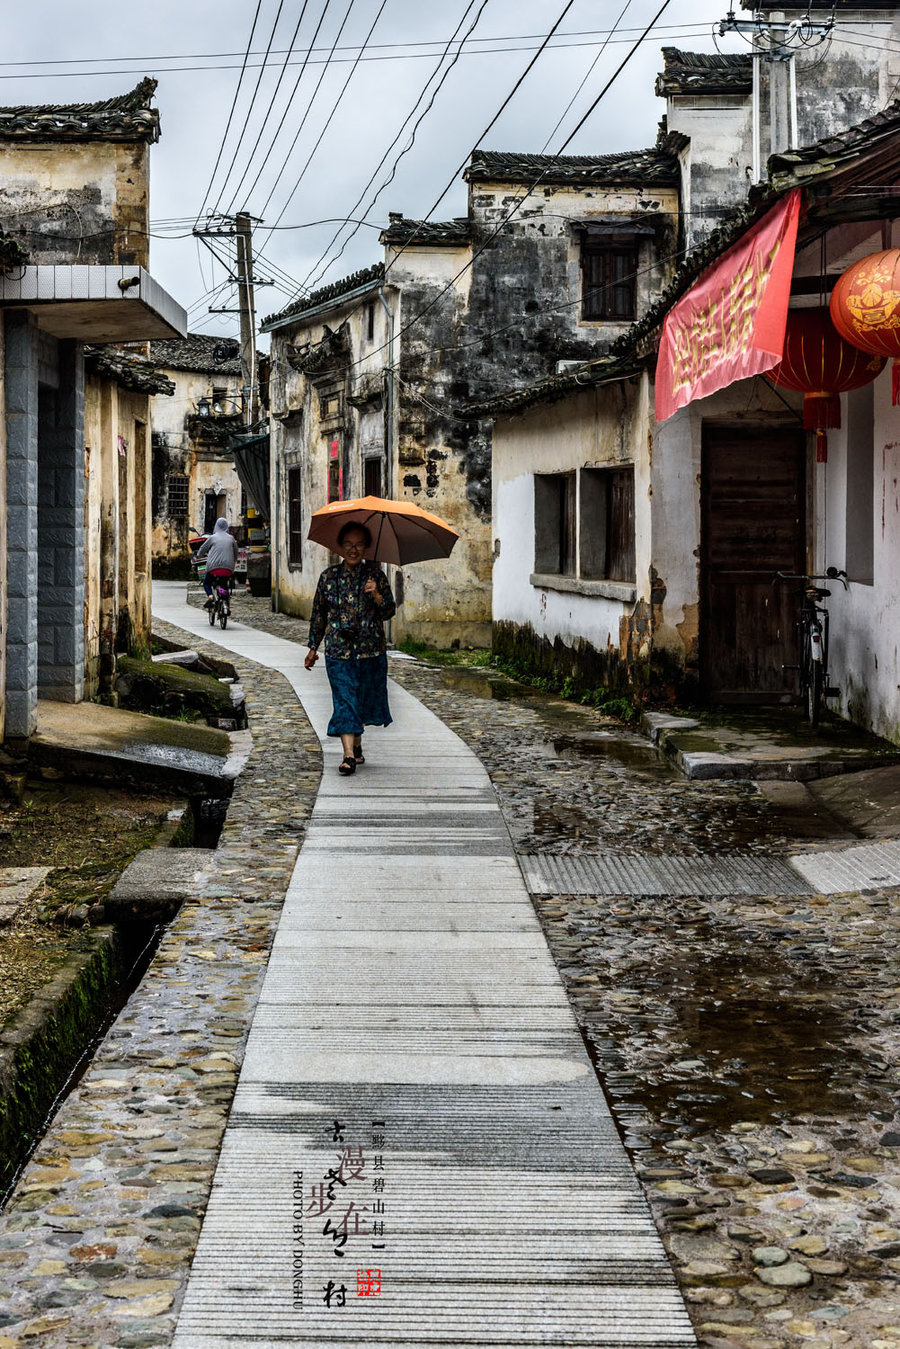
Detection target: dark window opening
<box><xmin>580</xmin><ymin>466</ymin><xmax>635</xmax><ymax>582</ymax></box>
<box><xmin>204</xmin><ymin>492</ymin><xmax>226</xmax><ymax>535</ymax></box>
<box><xmin>581</xmin><ymin>238</ymin><xmax>637</xmax><ymax>321</ymax></box>
<box><xmin>364</xmin><ymin>456</ymin><xmax>383</xmax><ymax>498</ymax></box>
<box><xmin>328</xmin><ymin>437</ymin><xmax>343</xmax><ymax>503</ymax></box>
<box><xmin>534</xmin><ymin>473</ymin><xmax>576</xmax><ymax>575</ymax></box>
<box><xmin>167</xmin><ymin>474</ymin><xmax>189</xmax><ymax>517</ymax></box>
<box><xmin>366</xmin><ymin>302</ymin><xmax>376</xmax><ymax>342</ymax></box>
<box><xmin>287</xmin><ymin>467</ymin><xmax>303</xmax><ymax>566</ymax></box>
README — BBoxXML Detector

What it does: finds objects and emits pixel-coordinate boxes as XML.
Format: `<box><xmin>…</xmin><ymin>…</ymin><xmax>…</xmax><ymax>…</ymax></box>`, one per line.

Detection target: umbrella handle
<box><xmin>373</xmin><ymin>512</ymin><xmax>385</xmax><ymax>560</ymax></box>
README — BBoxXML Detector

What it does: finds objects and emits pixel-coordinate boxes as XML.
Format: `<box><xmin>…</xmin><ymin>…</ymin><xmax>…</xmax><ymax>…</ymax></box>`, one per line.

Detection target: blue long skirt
<box><xmin>325</xmin><ymin>653</ymin><xmax>392</xmax><ymax>737</ymax></box>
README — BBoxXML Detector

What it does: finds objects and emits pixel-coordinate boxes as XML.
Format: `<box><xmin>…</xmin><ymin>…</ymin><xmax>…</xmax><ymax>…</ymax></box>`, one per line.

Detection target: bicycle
<box><xmin>773</xmin><ymin>566</ymin><xmax>848</xmax><ymax>727</ymax></box>
<box><xmin>207</xmin><ymin>576</ymin><xmax>231</xmax><ymax>630</ymax></box>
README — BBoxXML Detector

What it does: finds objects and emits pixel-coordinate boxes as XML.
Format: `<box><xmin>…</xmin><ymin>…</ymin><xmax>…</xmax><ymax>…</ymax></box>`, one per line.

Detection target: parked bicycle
<box><xmin>773</xmin><ymin>566</ymin><xmax>848</xmax><ymax>727</ymax></box>
<box><xmin>207</xmin><ymin>575</ymin><xmax>231</xmax><ymax>630</ymax></box>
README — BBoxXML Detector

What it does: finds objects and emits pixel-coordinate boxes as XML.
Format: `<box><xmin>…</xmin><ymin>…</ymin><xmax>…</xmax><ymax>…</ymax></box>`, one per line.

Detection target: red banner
<box><xmin>655</xmin><ymin>189</ymin><xmax>801</xmax><ymax>422</ymax></box>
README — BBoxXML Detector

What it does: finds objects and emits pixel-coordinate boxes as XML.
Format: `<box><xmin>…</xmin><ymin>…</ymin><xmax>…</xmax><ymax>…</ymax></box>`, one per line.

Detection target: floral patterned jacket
<box><xmin>307</xmin><ymin>561</ymin><xmax>396</xmax><ymax>660</ymax></box>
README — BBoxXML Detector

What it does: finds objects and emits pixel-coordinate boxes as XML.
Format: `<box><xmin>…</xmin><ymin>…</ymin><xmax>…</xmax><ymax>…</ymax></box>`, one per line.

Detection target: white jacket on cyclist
<box><xmin>196</xmin><ymin>518</ymin><xmax>238</xmax><ymax>573</ymax></box>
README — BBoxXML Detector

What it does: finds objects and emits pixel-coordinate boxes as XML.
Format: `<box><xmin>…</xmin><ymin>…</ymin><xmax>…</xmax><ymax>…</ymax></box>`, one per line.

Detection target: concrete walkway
<box><xmin>151</xmin><ymin>584</ymin><xmax>695</xmax><ymax>1348</ymax></box>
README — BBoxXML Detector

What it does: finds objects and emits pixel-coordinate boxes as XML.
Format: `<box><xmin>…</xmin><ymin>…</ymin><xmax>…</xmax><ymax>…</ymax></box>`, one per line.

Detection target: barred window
<box><xmin>167</xmin><ymin>474</ymin><xmax>189</xmax><ymax>517</ymax></box>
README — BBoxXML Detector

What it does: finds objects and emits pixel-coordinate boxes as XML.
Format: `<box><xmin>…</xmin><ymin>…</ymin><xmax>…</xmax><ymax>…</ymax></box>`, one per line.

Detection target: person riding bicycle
<box><xmin>195</xmin><ymin>517</ymin><xmax>238</xmax><ymax>610</ymax></box>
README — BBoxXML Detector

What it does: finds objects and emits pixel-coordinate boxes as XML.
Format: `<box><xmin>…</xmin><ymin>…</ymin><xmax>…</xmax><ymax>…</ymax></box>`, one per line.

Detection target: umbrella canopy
<box><xmin>307</xmin><ymin>495</ymin><xmax>459</xmax><ymax>565</ymax></box>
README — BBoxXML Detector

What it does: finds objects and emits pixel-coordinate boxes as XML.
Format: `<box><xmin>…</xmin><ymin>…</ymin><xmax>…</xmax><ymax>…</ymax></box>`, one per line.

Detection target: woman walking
<box><xmin>304</xmin><ymin>523</ymin><xmax>396</xmax><ymax>775</ymax></box>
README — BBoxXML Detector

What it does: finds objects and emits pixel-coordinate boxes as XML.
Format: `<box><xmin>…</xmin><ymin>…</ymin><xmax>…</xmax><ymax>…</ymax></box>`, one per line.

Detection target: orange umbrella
<box><xmin>307</xmin><ymin>495</ymin><xmax>459</xmax><ymax>565</ymax></box>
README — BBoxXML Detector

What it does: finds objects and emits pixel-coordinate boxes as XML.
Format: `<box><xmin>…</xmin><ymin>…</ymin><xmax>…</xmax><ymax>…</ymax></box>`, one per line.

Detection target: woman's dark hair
<box><xmin>337</xmin><ymin>521</ymin><xmax>372</xmax><ymax>547</ymax></box>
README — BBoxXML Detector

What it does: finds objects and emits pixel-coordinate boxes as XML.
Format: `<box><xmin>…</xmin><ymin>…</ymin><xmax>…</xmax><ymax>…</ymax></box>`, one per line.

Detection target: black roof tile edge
<box><xmin>261</xmin><ymin>262</ymin><xmax>384</xmax><ymax>329</ymax></box>
<box><xmin>0</xmin><ymin>78</ymin><xmax>160</xmax><ymax>143</ymax></box>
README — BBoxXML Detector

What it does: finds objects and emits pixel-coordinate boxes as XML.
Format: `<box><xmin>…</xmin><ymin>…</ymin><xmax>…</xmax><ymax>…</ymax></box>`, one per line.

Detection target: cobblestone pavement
<box><xmin>205</xmin><ymin>592</ymin><xmax>900</xmax><ymax>1349</ymax></box>
<box><xmin>2</xmin><ymin>585</ymin><xmax>898</xmax><ymax>1348</ymax></box>
<box><xmin>0</xmin><ymin>617</ymin><xmax>321</xmax><ymax>1349</ymax></box>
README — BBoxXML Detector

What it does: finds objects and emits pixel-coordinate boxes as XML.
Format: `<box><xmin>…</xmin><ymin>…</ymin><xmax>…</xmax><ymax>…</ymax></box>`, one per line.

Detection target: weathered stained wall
<box><xmin>0</xmin><ymin>321</ymin><xmax>6</xmax><ymax>741</ymax></box>
<box><xmin>0</xmin><ymin>141</ymin><xmax>151</xmax><ymax>267</ymax></box>
<box><xmin>82</xmin><ymin>375</ymin><xmax>153</xmax><ymax>695</ymax></box>
<box><xmin>270</xmin><ymin>176</ymin><xmax>680</xmax><ymax>647</ymax></box>
<box><xmin>817</xmin><ymin>361</ymin><xmax>900</xmax><ymax>744</ymax></box>
<box><xmin>270</xmin><ymin>291</ymin><xmax>392</xmax><ymax>620</ymax></box>
<box><xmin>150</xmin><ymin>367</ymin><xmax>243</xmax><ymax>568</ymax></box>
<box><xmin>492</xmin><ymin>381</ymin><xmax>650</xmax><ymax>694</ymax></box>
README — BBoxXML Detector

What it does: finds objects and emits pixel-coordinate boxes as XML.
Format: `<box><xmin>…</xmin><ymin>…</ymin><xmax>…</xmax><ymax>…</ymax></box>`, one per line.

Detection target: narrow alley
<box><xmin>0</xmin><ymin>585</ymin><xmax>898</xmax><ymax>1349</ymax></box>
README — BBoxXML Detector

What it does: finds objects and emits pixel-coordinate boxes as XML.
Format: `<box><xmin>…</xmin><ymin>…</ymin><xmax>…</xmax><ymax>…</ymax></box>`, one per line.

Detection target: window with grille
<box><xmin>581</xmin><ymin>238</ymin><xmax>637</xmax><ymax>321</ymax></box>
<box><xmin>167</xmin><ymin>474</ymin><xmax>189</xmax><ymax>517</ymax></box>
<box><xmin>288</xmin><ymin>467</ymin><xmax>304</xmax><ymax>566</ymax></box>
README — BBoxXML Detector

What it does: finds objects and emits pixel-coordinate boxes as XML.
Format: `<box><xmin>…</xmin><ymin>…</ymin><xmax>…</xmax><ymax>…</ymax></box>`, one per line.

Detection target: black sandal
<box><xmin>338</xmin><ymin>756</ymin><xmax>356</xmax><ymax>776</ymax></box>
<box><xmin>353</xmin><ymin>742</ymin><xmax>365</xmax><ymax>765</ymax></box>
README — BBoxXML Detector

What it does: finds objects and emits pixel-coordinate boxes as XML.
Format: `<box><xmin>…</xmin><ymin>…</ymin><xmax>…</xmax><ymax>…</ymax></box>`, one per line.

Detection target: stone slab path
<box><xmin>150</xmin><ymin>586</ymin><xmax>695</xmax><ymax>1348</ymax></box>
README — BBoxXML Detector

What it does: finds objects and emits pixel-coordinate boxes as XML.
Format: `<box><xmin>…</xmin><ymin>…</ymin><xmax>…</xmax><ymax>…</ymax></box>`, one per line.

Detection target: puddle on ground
<box><xmin>440</xmin><ymin>668</ymin><xmax>520</xmax><ymax>700</ymax></box>
<box><xmin>571</xmin><ymin>916</ymin><xmax>893</xmax><ymax>1133</ymax></box>
<box><xmin>553</xmin><ymin>732</ymin><xmax>676</xmax><ymax>779</ymax></box>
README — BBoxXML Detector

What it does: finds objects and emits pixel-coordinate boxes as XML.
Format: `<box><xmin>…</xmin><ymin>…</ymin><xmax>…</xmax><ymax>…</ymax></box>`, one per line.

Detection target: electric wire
<box><xmin>210</xmin><ymin>0</ymin><xmax>290</xmax><ymax>216</ymax></box>
<box><xmin>215</xmin><ymin>0</ymin><xmax>316</xmax><ymax>217</ymax></box>
<box><xmin>289</xmin><ymin>0</ymin><xmax>581</xmax><ymax>308</ymax></box>
<box><xmin>0</xmin><ymin>23</ymin><xmax>722</xmax><ymax>71</ymax></box>
<box><xmin>194</xmin><ymin>0</ymin><xmax>264</xmax><ymax>223</ymax></box>
<box><xmin>221</xmin><ymin>0</ymin><xmax>337</xmax><ymax>218</ymax></box>
<box><xmin>0</xmin><ymin>25</ymin><xmax>718</xmax><ymax>81</ymax></box>
<box><xmin>540</xmin><ymin>0</ymin><xmax>635</xmax><ymax>151</ymax></box>
<box><xmin>274</xmin><ymin>0</ymin><xmax>676</xmax><ymax>383</ymax></box>
<box><xmin>294</xmin><ymin>0</ymin><xmax>492</xmax><ymax>293</ymax></box>
<box><xmin>256</xmin><ymin>0</ymin><xmax>389</xmax><ymax>232</ymax></box>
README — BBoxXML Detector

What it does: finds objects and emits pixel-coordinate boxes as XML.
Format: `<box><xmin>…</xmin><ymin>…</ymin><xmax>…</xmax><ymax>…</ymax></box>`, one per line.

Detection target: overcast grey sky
<box><xmin>5</xmin><ymin>0</ymin><xmax>737</xmax><ymax>337</ymax></box>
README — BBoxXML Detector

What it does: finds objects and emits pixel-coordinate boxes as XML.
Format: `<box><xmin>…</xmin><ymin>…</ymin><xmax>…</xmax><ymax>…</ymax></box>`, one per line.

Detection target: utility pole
<box><xmin>193</xmin><ymin>212</ymin><xmax>271</xmax><ymax>426</ymax></box>
<box><xmin>718</xmin><ymin>7</ymin><xmax>835</xmax><ymax>178</ymax></box>
<box><xmin>235</xmin><ymin>212</ymin><xmax>259</xmax><ymax>427</ymax></box>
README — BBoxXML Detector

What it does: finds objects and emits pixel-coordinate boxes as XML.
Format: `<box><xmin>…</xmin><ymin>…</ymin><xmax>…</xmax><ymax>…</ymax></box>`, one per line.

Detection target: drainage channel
<box><xmin>0</xmin><ymin>790</ymin><xmax>230</xmax><ymax>1209</ymax></box>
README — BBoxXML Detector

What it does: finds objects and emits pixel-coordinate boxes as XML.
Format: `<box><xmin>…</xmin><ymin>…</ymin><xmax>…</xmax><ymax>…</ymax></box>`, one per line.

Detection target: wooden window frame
<box><xmin>581</xmin><ymin>236</ymin><xmax>638</xmax><ymax>322</ymax></box>
<box><xmin>534</xmin><ymin>472</ymin><xmax>576</xmax><ymax>577</ymax></box>
<box><xmin>166</xmin><ymin>473</ymin><xmax>189</xmax><ymax>518</ymax></box>
<box><xmin>287</xmin><ymin>466</ymin><xmax>304</xmax><ymax>566</ymax></box>
<box><xmin>579</xmin><ymin>466</ymin><xmax>635</xmax><ymax>583</ymax></box>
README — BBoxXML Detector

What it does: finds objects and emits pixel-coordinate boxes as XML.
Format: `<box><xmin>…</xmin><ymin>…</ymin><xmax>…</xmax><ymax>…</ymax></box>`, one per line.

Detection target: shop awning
<box><xmin>231</xmin><ymin>432</ymin><xmax>270</xmax><ymax>520</ymax></box>
<box><xmin>655</xmin><ymin>188</ymin><xmax>801</xmax><ymax>422</ymax></box>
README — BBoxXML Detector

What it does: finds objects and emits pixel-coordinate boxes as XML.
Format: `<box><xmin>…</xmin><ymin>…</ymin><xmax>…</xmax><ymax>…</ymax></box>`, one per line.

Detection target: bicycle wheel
<box><xmin>218</xmin><ymin>606</ymin><xmax>228</xmax><ymax>630</ymax></box>
<box><xmin>805</xmin><ymin>654</ymin><xmax>823</xmax><ymax>727</ymax></box>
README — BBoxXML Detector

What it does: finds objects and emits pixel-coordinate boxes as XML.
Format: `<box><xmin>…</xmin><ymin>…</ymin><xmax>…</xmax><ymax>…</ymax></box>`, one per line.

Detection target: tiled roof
<box><xmin>379</xmin><ymin>216</ymin><xmax>471</xmax><ymax>246</ymax></box>
<box><xmin>655</xmin><ymin>48</ymin><xmax>753</xmax><ymax>97</ymax></box>
<box><xmin>465</xmin><ymin>147</ymin><xmax>680</xmax><ymax>187</ymax></box>
<box><xmin>149</xmin><ymin>333</ymin><xmax>242</xmax><ymax>376</ymax></box>
<box><xmin>84</xmin><ymin>346</ymin><xmax>175</xmax><ymax>396</ymax></box>
<box><xmin>0</xmin><ymin>79</ymin><xmax>160</xmax><ymax>143</ymax></box>
<box><xmin>261</xmin><ymin>262</ymin><xmax>384</xmax><ymax>329</ymax></box>
<box><xmin>467</xmin><ymin>355</ymin><xmax>643</xmax><ymax>419</ymax></box>
<box><xmin>766</xmin><ymin>98</ymin><xmax>900</xmax><ymax>189</ymax></box>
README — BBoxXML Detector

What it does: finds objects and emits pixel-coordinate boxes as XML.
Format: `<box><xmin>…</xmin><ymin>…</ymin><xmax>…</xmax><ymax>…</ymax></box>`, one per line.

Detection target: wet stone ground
<box><xmin>124</xmin><ymin>592</ymin><xmax>900</xmax><ymax>1346</ymax></box>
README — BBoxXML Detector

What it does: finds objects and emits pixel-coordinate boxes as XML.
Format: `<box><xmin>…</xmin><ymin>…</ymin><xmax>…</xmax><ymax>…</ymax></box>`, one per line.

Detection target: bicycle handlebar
<box><xmin>773</xmin><ymin>568</ymin><xmax>849</xmax><ymax>591</ymax></box>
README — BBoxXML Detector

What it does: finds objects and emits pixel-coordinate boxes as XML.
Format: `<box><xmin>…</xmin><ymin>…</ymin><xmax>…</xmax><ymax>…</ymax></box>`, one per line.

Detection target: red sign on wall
<box><xmin>655</xmin><ymin>188</ymin><xmax>801</xmax><ymax>423</ymax></box>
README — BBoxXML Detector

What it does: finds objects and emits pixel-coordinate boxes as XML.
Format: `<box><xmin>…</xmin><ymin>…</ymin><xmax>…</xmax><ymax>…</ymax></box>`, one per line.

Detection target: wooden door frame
<box><xmin>700</xmin><ymin>423</ymin><xmax>809</xmax><ymax>704</ymax></box>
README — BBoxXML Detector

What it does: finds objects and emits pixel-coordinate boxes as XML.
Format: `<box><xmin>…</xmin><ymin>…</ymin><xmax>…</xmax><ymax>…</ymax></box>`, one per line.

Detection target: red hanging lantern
<box><xmin>769</xmin><ymin>307</ymin><xmax>885</xmax><ymax>461</ymax></box>
<box><xmin>830</xmin><ymin>248</ymin><xmax>900</xmax><ymax>404</ymax></box>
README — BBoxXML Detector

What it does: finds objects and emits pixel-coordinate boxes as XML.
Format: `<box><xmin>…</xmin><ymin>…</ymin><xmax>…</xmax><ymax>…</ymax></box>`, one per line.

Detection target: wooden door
<box><xmin>701</xmin><ymin>428</ymin><xmax>806</xmax><ymax>702</ymax></box>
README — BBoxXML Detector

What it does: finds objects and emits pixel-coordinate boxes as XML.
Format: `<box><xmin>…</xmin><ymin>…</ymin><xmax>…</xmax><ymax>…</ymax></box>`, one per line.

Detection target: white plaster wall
<box><xmin>818</xmin><ymin>365</ymin><xmax>900</xmax><ymax>743</ymax></box>
<box><xmin>492</xmin><ymin>384</ymin><xmax>642</xmax><ymax>654</ymax></box>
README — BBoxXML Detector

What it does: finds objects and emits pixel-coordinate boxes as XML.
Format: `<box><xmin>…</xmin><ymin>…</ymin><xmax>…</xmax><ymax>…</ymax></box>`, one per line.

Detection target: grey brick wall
<box><xmin>37</xmin><ymin>341</ymin><xmax>85</xmax><ymax>702</ymax></box>
<box><xmin>4</xmin><ymin>311</ymin><xmax>39</xmax><ymax>737</ymax></box>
